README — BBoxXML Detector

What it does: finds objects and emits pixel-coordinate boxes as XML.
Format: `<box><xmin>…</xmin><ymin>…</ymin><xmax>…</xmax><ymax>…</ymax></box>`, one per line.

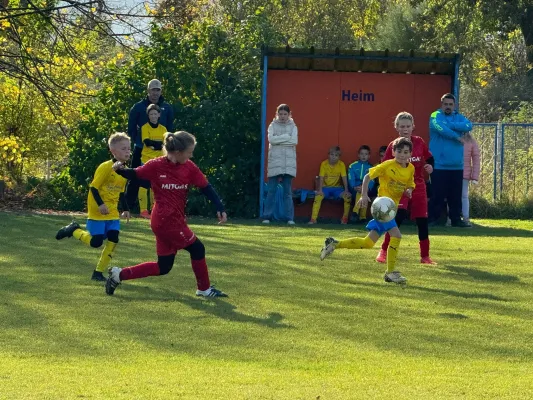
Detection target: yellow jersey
<box><xmin>141</xmin><ymin>122</ymin><xmax>167</xmax><ymax>163</ymax></box>
<box><xmin>319</xmin><ymin>160</ymin><xmax>347</xmax><ymax>187</ymax></box>
<box><xmin>368</xmin><ymin>159</ymin><xmax>415</xmax><ymax>205</ymax></box>
<box><xmin>87</xmin><ymin>160</ymin><xmax>128</xmax><ymax>220</ymax></box>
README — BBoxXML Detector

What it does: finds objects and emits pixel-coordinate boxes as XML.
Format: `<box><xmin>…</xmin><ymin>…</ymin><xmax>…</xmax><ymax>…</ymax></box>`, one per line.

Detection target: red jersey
<box><xmin>384</xmin><ymin>135</ymin><xmax>432</xmax><ymax>186</ymax></box>
<box><xmin>135</xmin><ymin>157</ymin><xmax>208</xmax><ymax>228</ymax></box>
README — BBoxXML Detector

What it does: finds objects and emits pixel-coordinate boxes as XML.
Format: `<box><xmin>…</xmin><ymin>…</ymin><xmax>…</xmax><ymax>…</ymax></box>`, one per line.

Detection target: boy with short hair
<box><xmin>309</xmin><ymin>146</ymin><xmax>351</xmax><ymax>224</ymax></box>
<box><xmin>55</xmin><ymin>132</ymin><xmax>132</xmax><ymax>281</ymax></box>
<box><xmin>320</xmin><ymin>137</ymin><xmax>415</xmax><ymax>285</ymax></box>
<box><xmin>348</xmin><ymin>145</ymin><xmax>374</xmax><ymax>223</ymax></box>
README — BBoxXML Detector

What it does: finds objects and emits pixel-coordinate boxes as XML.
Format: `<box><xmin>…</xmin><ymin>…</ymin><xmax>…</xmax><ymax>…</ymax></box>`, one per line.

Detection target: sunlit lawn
<box><xmin>1</xmin><ymin>212</ymin><xmax>532</xmax><ymax>399</ymax></box>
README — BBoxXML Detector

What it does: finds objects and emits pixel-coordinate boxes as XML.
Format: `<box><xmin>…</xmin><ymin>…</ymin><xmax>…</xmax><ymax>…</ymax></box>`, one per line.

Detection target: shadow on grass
<box><xmin>444</xmin><ymin>265</ymin><xmax>520</xmax><ymax>283</ymax></box>
<box><xmin>438</xmin><ymin>313</ymin><xmax>468</xmax><ymax>319</ymax></box>
<box><xmin>338</xmin><ymin>278</ymin><xmax>510</xmax><ymax>302</ymax></box>
<box><xmin>114</xmin><ymin>285</ymin><xmax>291</xmax><ymax>329</ymax></box>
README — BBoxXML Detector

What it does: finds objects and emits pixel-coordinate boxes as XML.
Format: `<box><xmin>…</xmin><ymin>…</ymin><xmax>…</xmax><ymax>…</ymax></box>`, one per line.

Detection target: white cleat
<box><xmin>320</xmin><ymin>237</ymin><xmax>338</xmax><ymax>261</ymax></box>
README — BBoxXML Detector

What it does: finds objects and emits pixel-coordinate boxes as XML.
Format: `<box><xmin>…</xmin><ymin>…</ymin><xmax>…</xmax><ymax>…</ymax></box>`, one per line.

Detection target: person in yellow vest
<box><xmin>138</xmin><ymin>104</ymin><xmax>167</xmax><ymax>218</ymax></box>
<box><xmin>309</xmin><ymin>146</ymin><xmax>351</xmax><ymax>224</ymax></box>
<box><xmin>55</xmin><ymin>133</ymin><xmax>131</xmax><ymax>282</ymax></box>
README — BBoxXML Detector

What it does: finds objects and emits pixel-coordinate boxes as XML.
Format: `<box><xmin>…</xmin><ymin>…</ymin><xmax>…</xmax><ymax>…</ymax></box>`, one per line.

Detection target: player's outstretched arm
<box><xmin>200</xmin><ymin>184</ymin><xmax>226</xmax><ymax>223</ymax></box>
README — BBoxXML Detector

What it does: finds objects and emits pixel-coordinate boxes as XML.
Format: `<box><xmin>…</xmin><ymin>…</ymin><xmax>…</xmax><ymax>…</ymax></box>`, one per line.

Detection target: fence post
<box><xmin>493</xmin><ymin>123</ymin><xmax>499</xmax><ymax>201</ymax></box>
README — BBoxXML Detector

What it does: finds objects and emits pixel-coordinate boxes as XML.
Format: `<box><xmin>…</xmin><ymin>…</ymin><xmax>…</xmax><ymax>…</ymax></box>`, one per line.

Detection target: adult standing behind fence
<box><xmin>428</xmin><ymin>93</ymin><xmax>472</xmax><ymax>227</ymax></box>
<box><xmin>462</xmin><ymin>132</ymin><xmax>480</xmax><ymax>227</ymax></box>
<box><xmin>128</xmin><ymin>79</ymin><xmax>174</xmax><ymax>168</ymax></box>
<box><xmin>262</xmin><ymin>104</ymin><xmax>298</xmax><ymax>225</ymax></box>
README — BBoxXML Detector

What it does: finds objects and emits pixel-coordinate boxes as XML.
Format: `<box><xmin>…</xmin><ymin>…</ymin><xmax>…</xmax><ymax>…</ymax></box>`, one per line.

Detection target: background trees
<box><xmin>1</xmin><ymin>0</ymin><xmax>531</xmax><ymax>215</ymax></box>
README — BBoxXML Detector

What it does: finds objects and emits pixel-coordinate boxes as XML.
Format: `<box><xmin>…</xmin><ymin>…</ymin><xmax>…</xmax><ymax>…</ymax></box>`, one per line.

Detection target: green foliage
<box><xmin>470</xmin><ymin>192</ymin><xmax>533</xmax><ymax>219</ymax></box>
<box><xmin>24</xmin><ymin>173</ymin><xmax>86</xmax><ymax>211</ymax></box>
<box><xmin>68</xmin><ymin>16</ymin><xmax>268</xmax><ymax>217</ymax></box>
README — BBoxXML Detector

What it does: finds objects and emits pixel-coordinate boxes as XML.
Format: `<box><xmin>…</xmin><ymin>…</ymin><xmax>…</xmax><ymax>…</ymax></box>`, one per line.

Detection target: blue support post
<box><xmin>500</xmin><ymin>124</ymin><xmax>505</xmax><ymax>198</ymax></box>
<box><xmin>259</xmin><ymin>55</ymin><xmax>268</xmax><ymax>218</ymax></box>
<box><xmin>453</xmin><ymin>54</ymin><xmax>461</xmax><ymax>105</ymax></box>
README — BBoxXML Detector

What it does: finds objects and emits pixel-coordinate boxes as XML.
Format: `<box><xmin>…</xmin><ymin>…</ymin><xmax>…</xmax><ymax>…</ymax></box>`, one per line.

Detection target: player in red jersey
<box><xmin>106</xmin><ymin>131</ymin><xmax>228</xmax><ymax>297</ymax></box>
<box><xmin>375</xmin><ymin>112</ymin><xmax>437</xmax><ymax>265</ymax></box>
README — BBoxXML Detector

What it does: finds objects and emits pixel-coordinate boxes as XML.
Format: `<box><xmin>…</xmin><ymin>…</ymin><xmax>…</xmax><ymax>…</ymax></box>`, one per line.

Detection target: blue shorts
<box><xmin>366</xmin><ymin>218</ymin><xmax>397</xmax><ymax>236</ymax></box>
<box><xmin>322</xmin><ymin>187</ymin><xmax>345</xmax><ymax>199</ymax></box>
<box><xmin>86</xmin><ymin>219</ymin><xmax>120</xmax><ymax>237</ymax></box>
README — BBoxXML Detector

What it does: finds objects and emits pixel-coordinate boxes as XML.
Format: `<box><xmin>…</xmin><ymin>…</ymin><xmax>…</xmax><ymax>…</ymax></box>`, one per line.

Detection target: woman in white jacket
<box><xmin>262</xmin><ymin>104</ymin><xmax>298</xmax><ymax>224</ymax></box>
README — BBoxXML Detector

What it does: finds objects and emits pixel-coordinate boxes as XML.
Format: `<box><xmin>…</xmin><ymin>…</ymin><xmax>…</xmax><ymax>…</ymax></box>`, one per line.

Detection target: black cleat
<box><xmin>56</xmin><ymin>221</ymin><xmax>80</xmax><ymax>240</ymax></box>
<box><xmin>105</xmin><ymin>267</ymin><xmax>122</xmax><ymax>295</ymax></box>
<box><xmin>91</xmin><ymin>271</ymin><xmax>107</xmax><ymax>282</ymax></box>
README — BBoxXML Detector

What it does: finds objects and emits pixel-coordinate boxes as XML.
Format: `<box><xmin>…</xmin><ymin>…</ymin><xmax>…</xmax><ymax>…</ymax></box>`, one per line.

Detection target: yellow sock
<box><xmin>386</xmin><ymin>237</ymin><xmax>401</xmax><ymax>273</ymax></box>
<box><xmin>343</xmin><ymin>195</ymin><xmax>351</xmax><ymax>219</ymax></box>
<box><xmin>96</xmin><ymin>240</ymin><xmax>117</xmax><ymax>272</ymax></box>
<box><xmin>311</xmin><ymin>193</ymin><xmax>324</xmax><ymax>220</ymax></box>
<box><xmin>72</xmin><ymin>229</ymin><xmax>91</xmax><ymax>246</ymax></box>
<box><xmin>139</xmin><ymin>187</ymin><xmax>148</xmax><ymax>212</ymax></box>
<box><xmin>337</xmin><ymin>235</ymin><xmax>375</xmax><ymax>249</ymax></box>
<box><xmin>352</xmin><ymin>192</ymin><xmax>362</xmax><ymax>213</ymax></box>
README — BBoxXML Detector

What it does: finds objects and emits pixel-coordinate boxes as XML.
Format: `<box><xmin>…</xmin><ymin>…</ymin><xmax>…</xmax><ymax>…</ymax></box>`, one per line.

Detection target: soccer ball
<box><xmin>371</xmin><ymin>197</ymin><xmax>397</xmax><ymax>223</ymax></box>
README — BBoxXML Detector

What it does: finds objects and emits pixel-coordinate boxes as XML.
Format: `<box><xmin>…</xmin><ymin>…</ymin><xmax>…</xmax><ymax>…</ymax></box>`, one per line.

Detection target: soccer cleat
<box><xmin>320</xmin><ymin>237</ymin><xmax>338</xmax><ymax>261</ymax></box>
<box><xmin>308</xmin><ymin>219</ymin><xmax>317</xmax><ymax>225</ymax></box>
<box><xmin>375</xmin><ymin>249</ymin><xmax>387</xmax><ymax>263</ymax></box>
<box><xmin>91</xmin><ymin>270</ymin><xmax>107</xmax><ymax>282</ymax></box>
<box><xmin>140</xmin><ymin>210</ymin><xmax>151</xmax><ymax>219</ymax></box>
<box><xmin>340</xmin><ymin>217</ymin><xmax>348</xmax><ymax>225</ymax></box>
<box><xmin>420</xmin><ymin>256</ymin><xmax>437</xmax><ymax>265</ymax></box>
<box><xmin>196</xmin><ymin>285</ymin><xmax>228</xmax><ymax>298</ymax></box>
<box><xmin>262</xmin><ymin>219</ymin><xmax>270</xmax><ymax>224</ymax></box>
<box><xmin>105</xmin><ymin>267</ymin><xmax>122</xmax><ymax>295</ymax></box>
<box><xmin>55</xmin><ymin>221</ymin><xmax>80</xmax><ymax>240</ymax></box>
<box><xmin>287</xmin><ymin>220</ymin><xmax>296</xmax><ymax>225</ymax></box>
<box><xmin>384</xmin><ymin>271</ymin><xmax>407</xmax><ymax>284</ymax></box>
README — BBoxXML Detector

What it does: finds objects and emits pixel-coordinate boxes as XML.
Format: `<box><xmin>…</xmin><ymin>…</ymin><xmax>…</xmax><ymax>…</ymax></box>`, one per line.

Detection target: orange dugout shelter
<box><xmin>260</xmin><ymin>47</ymin><xmax>461</xmax><ymax>218</ymax></box>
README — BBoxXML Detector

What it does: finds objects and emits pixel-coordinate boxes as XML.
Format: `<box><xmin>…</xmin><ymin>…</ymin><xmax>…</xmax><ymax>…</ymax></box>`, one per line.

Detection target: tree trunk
<box><xmin>519</xmin><ymin>4</ymin><xmax>533</xmax><ymax>80</ymax></box>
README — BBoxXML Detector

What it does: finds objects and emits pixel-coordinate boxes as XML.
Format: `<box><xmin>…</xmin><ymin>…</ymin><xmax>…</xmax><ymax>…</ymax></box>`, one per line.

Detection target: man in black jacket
<box><xmin>128</xmin><ymin>79</ymin><xmax>174</xmax><ymax>167</ymax></box>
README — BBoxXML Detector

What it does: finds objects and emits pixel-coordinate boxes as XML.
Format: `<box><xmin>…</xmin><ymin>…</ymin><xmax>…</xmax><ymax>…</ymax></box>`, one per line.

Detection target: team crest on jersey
<box><xmin>161</xmin><ymin>183</ymin><xmax>188</xmax><ymax>190</ymax></box>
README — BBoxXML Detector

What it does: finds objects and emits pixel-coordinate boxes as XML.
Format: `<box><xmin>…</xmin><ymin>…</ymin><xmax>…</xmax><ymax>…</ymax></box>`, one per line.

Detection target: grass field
<box><xmin>1</xmin><ymin>212</ymin><xmax>532</xmax><ymax>399</ymax></box>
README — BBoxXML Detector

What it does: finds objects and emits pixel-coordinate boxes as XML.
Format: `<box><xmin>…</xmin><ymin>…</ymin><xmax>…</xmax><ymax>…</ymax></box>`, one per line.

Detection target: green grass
<box><xmin>0</xmin><ymin>212</ymin><xmax>532</xmax><ymax>399</ymax></box>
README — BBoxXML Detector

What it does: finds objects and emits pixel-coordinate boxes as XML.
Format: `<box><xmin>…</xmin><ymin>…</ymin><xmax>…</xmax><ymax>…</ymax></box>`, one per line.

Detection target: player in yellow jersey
<box><xmin>320</xmin><ymin>137</ymin><xmax>415</xmax><ymax>285</ymax></box>
<box><xmin>309</xmin><ymin>146</ymin><xmax>352</xmax><ymax>224</ymax></box>
<box><xmin>138</xmin><ymin>104</ymin><xmax>167</xmax><ymax>219</ymax></box>
<box><xmin>55</xmin><ymin>133</ymin><xmax>131</xmax><ymax>281</ymax></box>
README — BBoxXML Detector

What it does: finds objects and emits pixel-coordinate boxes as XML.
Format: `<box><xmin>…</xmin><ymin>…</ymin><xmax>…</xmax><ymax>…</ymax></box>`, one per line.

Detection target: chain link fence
<box><xmin>471</xmin><ymin>123</ymin><xmax>533</xmax><ymax>202</ymax></box>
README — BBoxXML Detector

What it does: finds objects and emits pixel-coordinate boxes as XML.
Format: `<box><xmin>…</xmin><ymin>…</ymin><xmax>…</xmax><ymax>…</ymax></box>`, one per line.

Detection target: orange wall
<box><xmin>264</xmin><ymin>70</ymin><xmax>452</xmax><ymax>190</ymax></box>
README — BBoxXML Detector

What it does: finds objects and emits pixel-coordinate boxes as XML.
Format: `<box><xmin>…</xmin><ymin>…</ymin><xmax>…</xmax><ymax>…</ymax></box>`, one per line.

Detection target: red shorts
<box><xmin>398</xmin><ymin>185</ymin><xmax>428</xmax><ymax>219</ymax></box>
<box><xmin>152</xmin><ymin>224</ymin><xmax>197</xmax><ymax>255</ymax></box>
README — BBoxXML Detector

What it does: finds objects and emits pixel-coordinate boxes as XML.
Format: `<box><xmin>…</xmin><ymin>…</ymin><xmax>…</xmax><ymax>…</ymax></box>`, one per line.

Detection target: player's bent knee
<box><xmin>90</xmin><ymin>235</ymin><xmax>105</xmax><ymax>248</ymax></box>
<box><xmin>107</xmin><ymin>230</ymin><xmax>120</xmax><ymax>243</ymax></box>
<box><xmin>185</xmin><ymin>239</ymin><xmax>205</xmax><ymax>260</ymax></box>
<box><xmin>157</xmin><ymin>254</ymin><xmax>176</xmax><ymax>275</ymax></box>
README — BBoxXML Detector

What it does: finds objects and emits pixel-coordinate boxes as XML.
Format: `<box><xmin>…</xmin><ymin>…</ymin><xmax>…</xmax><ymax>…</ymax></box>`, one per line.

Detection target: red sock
<box><xmin>381</xmin><ymin>232</ymin><xmax>391</xmax><ymax>252</ymax></box>
<box><xmin>420</xmin><ymin>239</ymin><xmax>430</xmax><ymax>258</ymax></box>
<box><xmin>191</xmin><ymin>258</ymin><xmax>210</xmax><ymax>291</ymax></box>
<box><xmin>119</xmin><ymin>262</ymin><xmax>160</xmax><ymax>281</ymax></box>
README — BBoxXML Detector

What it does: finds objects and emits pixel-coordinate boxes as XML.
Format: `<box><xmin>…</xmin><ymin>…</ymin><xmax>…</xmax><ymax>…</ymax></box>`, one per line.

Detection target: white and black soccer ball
<box><xmin>371</xmin><ymin>196</ymin><xmax>397</xmax><ymax>223</ymax></box>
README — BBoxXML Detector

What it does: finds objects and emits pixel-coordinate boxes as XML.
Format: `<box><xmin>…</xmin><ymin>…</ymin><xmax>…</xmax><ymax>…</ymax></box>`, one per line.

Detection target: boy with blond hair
<box><xmin>55</xmin><ymin>132</ymin><xmax>132</xmax><ymax>281</ymax></box>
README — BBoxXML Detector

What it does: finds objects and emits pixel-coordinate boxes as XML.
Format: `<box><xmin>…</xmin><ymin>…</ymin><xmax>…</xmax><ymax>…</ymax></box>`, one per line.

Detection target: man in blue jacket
<box><xmin>128</xmin><ymin>79</ymin><xmax>174</xmax><ymax>168</ymax></box>
<box><xmin>428</xmin><ymin>93</ymin><xmax>472</xmax><ymax>227</ymax></box>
